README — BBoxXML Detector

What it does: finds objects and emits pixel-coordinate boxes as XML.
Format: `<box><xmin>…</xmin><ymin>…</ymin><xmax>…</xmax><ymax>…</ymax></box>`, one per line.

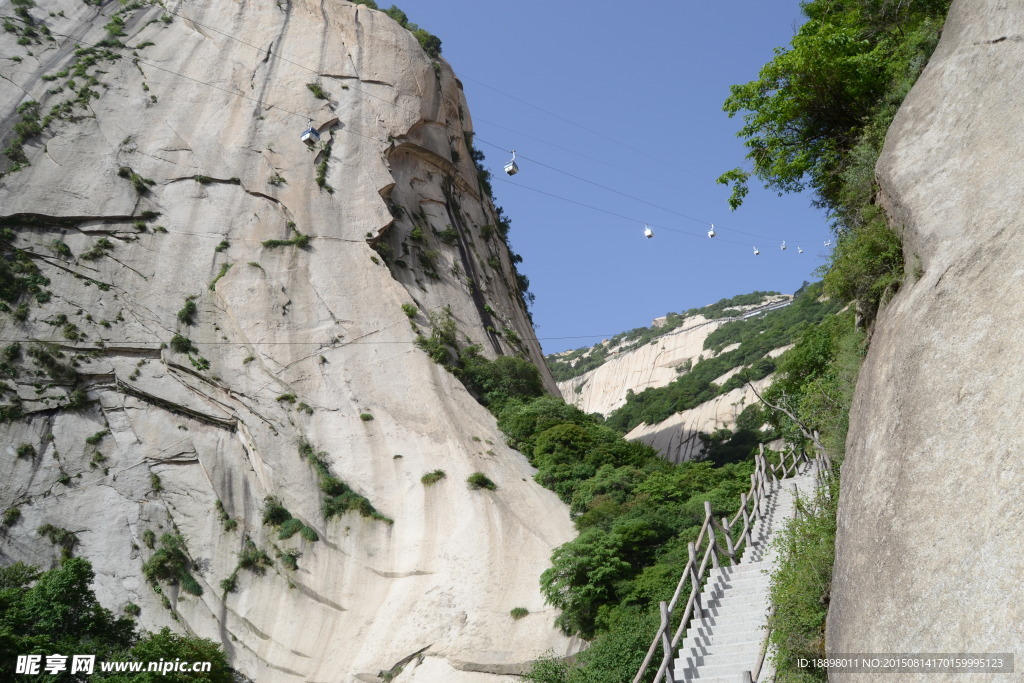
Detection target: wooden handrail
<box><xmin>634</xmin><ymin>445</ymin><xmax>830</xmax><ymax>683</ymax></box>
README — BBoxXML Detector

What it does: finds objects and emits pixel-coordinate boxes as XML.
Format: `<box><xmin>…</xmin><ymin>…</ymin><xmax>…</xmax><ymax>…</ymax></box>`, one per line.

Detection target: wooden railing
<box><xmin>631</xmin><ymin>445</ymin><xmax>812</xmax><ymax>683</ymax></box>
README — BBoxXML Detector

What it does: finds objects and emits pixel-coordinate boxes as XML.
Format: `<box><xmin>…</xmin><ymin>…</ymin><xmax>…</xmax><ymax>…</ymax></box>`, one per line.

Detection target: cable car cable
<box><xmin>141</xmin><ymin>6</ymin><xmax>811</xmax><ymax>242</ymax></box>
<box><xmin>43</xmin><ymin>15</ymin><xmax>810</xmax><ymax>254</ymax></box>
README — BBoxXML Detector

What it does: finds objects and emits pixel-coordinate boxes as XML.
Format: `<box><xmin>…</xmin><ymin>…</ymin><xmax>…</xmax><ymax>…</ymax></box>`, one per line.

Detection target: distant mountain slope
<box><xmin>549</xmin><ymin>285</ymin><xmax>841</xmax><ymax>462</ymax></box>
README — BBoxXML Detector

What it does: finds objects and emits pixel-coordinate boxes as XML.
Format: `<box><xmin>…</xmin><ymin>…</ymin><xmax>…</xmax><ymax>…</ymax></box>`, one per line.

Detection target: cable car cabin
<box><xmin>753</xmin><ymin>246</ymin><xmax>760</xmax><ymax>256</ymax></box>
<box><xmin>797</xmin><ymin>247</ymin><xmax>804</xmax><ymax>254</ymax></box>
<box><xmin>504</xmin><ymin>150</ymin><xmax>518</xmax><ymax>176</ymax></box>
<box><xmin>644</xmin><ymin>225</ymin><xmax>653</xmax><ymax>239</ymax></box>
<box><xmin>780</xmin><ymin>241</ymin><xmax>787</xmax><ymax>251</ymax></box>
<box><xmin>708</xmin><ymin>224</ymin><xmax>716</xmax><ymax>238</ymax></box>
<box><xmin>301</xmin><ymin>122</ymin><xmax>320</xmax><ymax>147</ymax></box>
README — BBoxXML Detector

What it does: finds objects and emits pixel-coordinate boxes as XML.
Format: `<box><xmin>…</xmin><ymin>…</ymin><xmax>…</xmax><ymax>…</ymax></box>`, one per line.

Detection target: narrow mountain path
<box><xmin>673</xmin><ymin>471</ymin><xmax>819</xmax><ymax>681</ymax></box>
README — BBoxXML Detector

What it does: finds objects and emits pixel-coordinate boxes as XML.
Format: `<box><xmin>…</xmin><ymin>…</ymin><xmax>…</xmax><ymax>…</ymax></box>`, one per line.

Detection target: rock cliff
<box><xmin>555</xmin><ymin>296</ymin><xmax>791</xmax><ymax>462</ymax></box>
<box><xmin>828</xmin><ymin>0</ymin><xmax>1024</xmax><ymax>673</ymax></box>
<box><xmin>0</xmin><ymin>1</ymin><xmax>576</xmax><ymax>680</ymax></box>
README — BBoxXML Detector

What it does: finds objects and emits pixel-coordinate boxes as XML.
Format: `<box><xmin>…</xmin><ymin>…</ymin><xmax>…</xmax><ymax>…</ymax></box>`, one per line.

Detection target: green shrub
<box><xmin>359</xmin><ymin>413</ymin><xmax>374</xmax><ymax>421</ymax></box>
<box><xmin>298</xmin><ymin>437</ymin><xmax>391</xmax><ymax>524</ymax></box>
<box><xmin>142</xmin><ymin>533</ymin><xmax>201</xmax><ymax>595</ymax></box>
<box><xmin>306</xmin><ymin>83</ymin><xmax>328</xmax><ymax>100</ymax></box>
<box><xmin>263</xmin><ymin>496</ymin><xmax>292</xmax><ymax>526</ymax></box>
<box><xmin>176</xmin><ymin>298</ymin><xmax>197</xmax><ymax>325</ymax></box>
<box><xmin>48</xmin><ymin>239</ymin><xmax>72</xmax><ymax>258</ymax></box>
<box><xmin>438</xmin><ymin>226</ymin><xmax>458</xmax><ymax>245</ymax></box>
<box><xmin>208</xmin><ymin>262</ymin><xmax>232</xmax><ymax>290</ymax></box>
<box><xmin>142</xmin><ymin>529</ymin><xmax>156</xmax><ymax>549</ymax></box>
<box><xmin>262</xmin><ymin>229</ymin><xmax>311</xmax><ymax>249</ymax></box>
<box><xmin>38</xmin><ymin>524</ymin><xmax>80</xmax><ymax>558</ymax></box>
<box><xmin>117</xmin><ymin>166</ymin><xmax>154</xmax><ymax>195</ymax></box>
<box><xmin>275</xmin><ymin>518</ymin><xmax>301</xmax><ymax>540</ymax></box>
<box><xmin>85</xmin><ymin>429</ymin><xmax>109</xmax><ymax>445</ymax></box>
<box><xmin>510</xmin><ymin>607</ymin><xmax>529</xmax><ymax>619</ymax></box>
<box><xmin>821</xmin><ymin>210</ymin><xmax>904</xmax><ymax>318</ymax></box>
<box><xmin>15</xmin><ymin>443</ymin><xmax>35</xmax><ymax>458</ymax></box>
<box><xmin>299</xmin><ymin>524</ymin><xmax>319</xmax><ymax>542</ymax></box>
<box><xmin>467</xmin><ymin>472</ymin><xmax>496</xmax><ymax>491</ymax></box>
<box><xmin>279</xmin><ymin>550</ymin><xmax>299</xmax><ymax>571</ymax></box>
<box><xmin>238</xmin><ymin>538</ymin><xmax>271</xmax><ymax>574</ymax></box>
<box><xmin>767</xmin><ymin>476</ymin><xmax>839</xmax><ymax>681</ymax></box>
<box><xmin>123</xmin><ymin>602</ymin><xmax>141</xmax><ymax>617</ymax></box>
<box><xmin>169</xmin><ymin>334</ymin><xmax>197</xmax><ymax>354</ymax></box>
<box><xmin>401</xmin><ymin>303</ymin><xmax>417</xmax><ymax>319</ymax></box>
<box><xmin>315</xmin><ymin>141</ymin><xmax>333</xmax><ymax>193</ymax></box>
<box><xmin>149</xmin><ymin>473</ymin><xmax>162</xmax><ymax>492</ymax></box>
<box><xmin>421</xmin><ymin>469</ymin><xmax>446</xmax><ymax>485</ymax></box>
<box><xmin>219</xmin><ymin>572</ymin><xmax>237</xmax><ymax>595</ymax></box>
<box><xmin>80</xmin><ymin>237</ymin><xmax>114</xmax><ymax>261</ymax></box>
<box><xmin>3</xmin><ymin>507</ymin><xmax>21</xmax><ymax>526</ymax></box>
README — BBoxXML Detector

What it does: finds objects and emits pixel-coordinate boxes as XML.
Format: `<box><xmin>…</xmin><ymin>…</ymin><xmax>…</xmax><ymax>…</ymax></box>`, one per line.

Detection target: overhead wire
<box><xmin>139</xmin><ymin>4</ymin><xmax>805</xmax><ymax>248</ymax></box>
<box><xmin>457</xmin><ymin>74</ymin><xmax>710</xmax><ymax>183</ymax></box>
<box><xmin>479</xmin><ymin>139</ymin><xmax>786</xmax><ymax>243</ymax></box>
<box><xmin>494</xmin><ymin>177</ymin><xmax>751</xmax><ymax>247</ymax></box>
<box><xmin>45</xmin><ymin>30</ymin><xmax>387</xmax><ymax>148</ymax></box>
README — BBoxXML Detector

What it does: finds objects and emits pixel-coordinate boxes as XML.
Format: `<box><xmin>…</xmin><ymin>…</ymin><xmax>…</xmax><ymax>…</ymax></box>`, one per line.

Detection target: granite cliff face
<box><xmin>828</xmin><ymin>0</ymin><xmax>1024</xmax><ymax>672</ymax></box>
<box><xmin>0</xmin><ymin>1</ymin><xmax>576</xmax><ymax>680</ymax></box>
<box><xmin>555</xmin><ymin>296</ymin><xmax>791</xmax><ymax>463</ymax></box>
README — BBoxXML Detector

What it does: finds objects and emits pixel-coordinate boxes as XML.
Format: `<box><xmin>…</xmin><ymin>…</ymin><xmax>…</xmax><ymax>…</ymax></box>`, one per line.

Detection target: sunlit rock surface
<box><xmin>828</xmin><ymin>0</ymin><xmax>1024</xmax><ymax>673</ymax></box>
<box><xmin>0</xmin><ymin>1</ymin><xmax>577</xmax><ymax>680</ymax></box>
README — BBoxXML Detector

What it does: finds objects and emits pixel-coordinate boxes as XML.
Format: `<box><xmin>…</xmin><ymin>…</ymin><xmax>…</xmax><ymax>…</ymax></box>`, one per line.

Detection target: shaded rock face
<box><xmin>828</xmin><ymin>0</ymin><xmax>1024</xmax><ymax>673</ymax></box>
<box><xmin>624</xmin><ymin>377</ymin><xmax>772</xmax><ymax>464</ymax></box>
<box><xmin>0</xmin><ymin>1</ymin><xmax>575</xmax><ymax>680</ymax></box>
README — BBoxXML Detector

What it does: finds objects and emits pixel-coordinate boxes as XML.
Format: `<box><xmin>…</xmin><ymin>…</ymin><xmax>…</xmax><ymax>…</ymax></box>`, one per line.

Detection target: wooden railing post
<box><xmin>749</xmin><ymin>473</ymin><xmax>762</xmax><ymax>524</ymax></box>
<box><xmin>722</xmin><ymin>516</ymin><xmax>735</xmax><ymax>564</ymax></box>
<box><xmin>704</xmin><ymin>501</ymin><xmax>719</xmax><ymax>569</ymax></box>
<box><xmin>740</xmin><ymin>492</ymin><xmax>752</xmax><ymax>549</ymax></box>
<box><xmin>660</xmin><ymin>601</ymin><xmax>675</xmax><ymax>683</ymax></box>
<box><xmin>688</xmin><ymin>542</ymin><xmax>701</xmax><ymax>619</ymax></box>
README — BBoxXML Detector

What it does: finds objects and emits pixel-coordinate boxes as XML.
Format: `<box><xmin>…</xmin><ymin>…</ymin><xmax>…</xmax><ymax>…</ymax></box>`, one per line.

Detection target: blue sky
<box><xmin>392</xmin><ymin>1</ymin><xmax>827</xmax><ymax>354</ymax></box>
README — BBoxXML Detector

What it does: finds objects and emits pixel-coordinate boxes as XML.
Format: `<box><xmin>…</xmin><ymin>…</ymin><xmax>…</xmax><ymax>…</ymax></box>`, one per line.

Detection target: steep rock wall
<box><xmin>558</xmin><ymin>314</ymin><xmax>725</xmax><ymax>417</ymax></box>
<box><xmin>557</xmin><ymin>299</ymin><xmax>790</xmax><ymax>463</ymax></box>
<box><xmin>0</xmin><ymin>1</ymin><xmax>575</xmax><ymax>681</ymax></box>
<box><xmin>828</xmin><ymin>0</ymin><xmax>1024</xmax><ymax>673</ymax></box>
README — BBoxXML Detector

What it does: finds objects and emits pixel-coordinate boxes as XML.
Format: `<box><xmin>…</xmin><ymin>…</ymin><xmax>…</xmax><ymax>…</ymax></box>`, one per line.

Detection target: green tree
<box><xmin>540</xmin><ymin>528</ymin><xmax>632</xmax><ymax>638</ymax></box>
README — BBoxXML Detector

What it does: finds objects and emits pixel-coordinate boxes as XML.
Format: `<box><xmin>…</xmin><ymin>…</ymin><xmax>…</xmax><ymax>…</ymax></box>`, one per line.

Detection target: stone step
<box><xmin>700</xmin><ymin>599</ymin><xmax>770</xmax><ymax>613</ymax></box>
<box><xmin>684</xmin><ymin>619</ymin><xmax>769</xmax><ymax>642</ymax></box>
<box><xmin>672</xmin><ymin>474</ymin><xmax>813</xmax><ymax>682</ymax></box>
<box><xmin>680</xmin><ymin>637</ymin><xmax>765</xmax><ymax>659</ymax></box>
<box><xmin>706</xmin><ymin>571</ymin><xmax>771</xmax><ymax>588</ymax></box>
<box><xmin>700</xmin><ymin>590</ymin><xmax>770</xmax><ymax>608</ymax></box>
<box><xmin>677</xmin><ymin>650</ymin><xmax>761</xmax><ymax>674</ymax></box>
<box><xmin>680</xmin><ymin>661</ymin><xmax>761</xmax><ymax>680</ymax></box>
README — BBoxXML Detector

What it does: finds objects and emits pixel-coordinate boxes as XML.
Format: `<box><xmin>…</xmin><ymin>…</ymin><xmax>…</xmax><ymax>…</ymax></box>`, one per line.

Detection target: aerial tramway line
<box><xmin>42</xmin><ymin>4</ymin><xmax>828</xmax><ymax>261</ymax></box>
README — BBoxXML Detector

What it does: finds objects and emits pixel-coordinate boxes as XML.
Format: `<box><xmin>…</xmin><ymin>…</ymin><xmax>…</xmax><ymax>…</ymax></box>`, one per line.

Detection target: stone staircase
<box><xmin>672</xmin><ymin>471</ymin><xmax>819</xmax><ymax>682</ymax></box>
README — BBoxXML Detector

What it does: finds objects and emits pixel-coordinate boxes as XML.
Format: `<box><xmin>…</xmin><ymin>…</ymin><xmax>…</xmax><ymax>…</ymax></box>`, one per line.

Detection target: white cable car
<box><xmin>504</xmin><ymin>150</ymin><xmax>519</xmax><ymax>176</ymax></box>
<box><xmin>300</xmin><ymin>120</ymin><xmax>320</xmax><ymax>146</ymax></box>
<box><xmin>643</xmin><ymin>224</ymin><xmax>653</xmax><ymax>239</ymax></box>
<box><xmin>780</xmin><ymin>240</ymin><xmax>787</xmax><ymax>251</ymax></box>
<box><xmin>824</xmin><ymin>239</ymin><xmax>832</xmax><ymax>247</ymax></box>
<box><xmin>797</xmin><ymin>246</ymin><xmax>804</xmax><ymax>254</ymax></box>
<box><xmin>707</xmin><ymin>224</ymin><xmax>716</xmax><ymax>238</ymax></box>
<box><xmin>753</xmin><ymin>246</ymin><xmax>760</xmax><ymax>256</ymax></box>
